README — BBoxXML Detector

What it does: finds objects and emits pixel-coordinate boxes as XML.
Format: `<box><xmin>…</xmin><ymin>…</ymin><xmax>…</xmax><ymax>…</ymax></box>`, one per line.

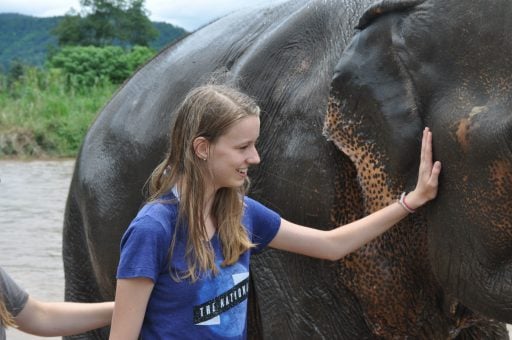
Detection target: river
<box><xmin>0</xmin><ymin>159</ymin><xmax>510</xmax><ymax>339</ymax></box>
<box><xmin>1</xmin><ymin>159</ymin><xmax>74</xmax><ymax>340</ymax></box>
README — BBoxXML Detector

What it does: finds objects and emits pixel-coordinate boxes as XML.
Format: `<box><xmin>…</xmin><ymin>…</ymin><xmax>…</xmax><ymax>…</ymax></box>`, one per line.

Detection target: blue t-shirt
<box><xmin>117</xmin><ymin>193</ymin><xmax>281</xmax><ymax>339</ymax></box>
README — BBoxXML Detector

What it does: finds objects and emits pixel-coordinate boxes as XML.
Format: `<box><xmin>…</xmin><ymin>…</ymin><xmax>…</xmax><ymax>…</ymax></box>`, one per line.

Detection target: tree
<box><xmin>118</xmin><ymin>0</ymin><xmax>158</xmax><ymax>47</ymax></box>
<box><xmin>52</xmin><ymin>10</ymin><xmax>90</xmax><ymax>46</ymax></box>
<box><xmin>7</xmin><ymin>59</ymin><xmax>25</xmax><ymax>92</ymax></box>
<box><xmin>52</xmin><ymin>0</ymin><xmax>158</xmax><ymax>47</ymax></box>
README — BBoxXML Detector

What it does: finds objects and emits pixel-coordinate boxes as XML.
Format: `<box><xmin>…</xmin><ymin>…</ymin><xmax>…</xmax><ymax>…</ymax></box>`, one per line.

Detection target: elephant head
<box><xmin>324</xmin><ymin>0</ymin><xmax>512</xmax><ymax>336</ymax></box>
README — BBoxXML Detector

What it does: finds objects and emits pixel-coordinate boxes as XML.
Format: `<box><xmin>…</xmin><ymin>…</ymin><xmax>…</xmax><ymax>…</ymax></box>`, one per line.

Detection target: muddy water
<box><xmin>1</xmin><ymin>159</ymin><xmax>74</xmax><ymax>340</ymax></box>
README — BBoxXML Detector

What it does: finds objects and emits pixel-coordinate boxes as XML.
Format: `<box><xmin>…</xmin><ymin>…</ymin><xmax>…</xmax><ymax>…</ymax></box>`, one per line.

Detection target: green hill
<box><xmin>0</xmin><ymin>13</ymin><xmax>188</xmax><ymax>71</ymax></box>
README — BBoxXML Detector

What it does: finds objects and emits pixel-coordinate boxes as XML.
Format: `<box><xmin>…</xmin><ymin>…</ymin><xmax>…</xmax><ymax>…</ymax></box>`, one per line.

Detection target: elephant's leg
<box><xmin>63</xmin><ymin>193</ymin><xmax>109</xmax><ymax>340</ymax></box>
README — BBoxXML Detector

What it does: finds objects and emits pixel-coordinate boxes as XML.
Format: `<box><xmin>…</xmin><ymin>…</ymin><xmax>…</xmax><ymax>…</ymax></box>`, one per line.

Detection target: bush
<box><xmin>48</xmin><ymin>45</ymin><xmax>155</xmax><ymax>86</ymax></box>
<box><xmin>0</xmin><ymin>45</ymin><xmax>155</xmax><ymax>158</ymax></box>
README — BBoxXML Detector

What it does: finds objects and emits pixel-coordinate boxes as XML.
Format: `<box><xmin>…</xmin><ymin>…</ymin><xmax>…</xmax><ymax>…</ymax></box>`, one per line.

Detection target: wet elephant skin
<box><xmin>63</xmin><ymin>1</ymin><xmax>373</xmax><ymax>338</ymax></box>
<box><xmin>64</xmin><ymin>0</ymin><xmax>510</xmax><ymax>339</ymax></box>
<box><xmin>325</xmin><ymin>0</ymin><xmax>512</xmax><ymax>338</ymax></box>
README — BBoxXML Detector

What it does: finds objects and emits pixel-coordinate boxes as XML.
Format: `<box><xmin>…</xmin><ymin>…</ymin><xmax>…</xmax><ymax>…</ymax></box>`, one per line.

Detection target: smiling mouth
<box><xmin>237</xmin><ymin>169</ymin><xmax>248</xmax><ymax>175</ymax></box>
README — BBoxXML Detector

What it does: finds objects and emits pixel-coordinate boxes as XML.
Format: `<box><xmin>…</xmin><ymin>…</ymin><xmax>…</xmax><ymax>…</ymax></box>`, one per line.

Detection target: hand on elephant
<box><xmin>272</xmin><ymin>126</ymin><xmax>442</xmax><ymax>261</ymax></box>
<box><xmin>405</xmin><ymin>127</ymin><xmax>442</xmax><ymax>210</ymax></box>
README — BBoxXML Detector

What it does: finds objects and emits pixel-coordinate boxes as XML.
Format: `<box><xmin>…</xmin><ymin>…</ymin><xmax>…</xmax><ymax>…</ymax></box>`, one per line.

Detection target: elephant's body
<box><xmin>64</xmin><ymin>0</ymin><xmax>511</xmax><ymax>339</ymax></box>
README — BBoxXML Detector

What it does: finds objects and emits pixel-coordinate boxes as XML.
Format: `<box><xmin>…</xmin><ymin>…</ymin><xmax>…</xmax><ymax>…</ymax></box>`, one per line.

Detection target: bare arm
<box><xmin>269</xmin><ymin>127</ymin><xmax>442</xmax><ymax>260</ymax></box>
<box><xmin>14</xmin><ymin>298</ymin><xmax>114</xmax><ymax>337</ymax></box>
<box><xmin>109</xmin><ymin>277</ymin><xmax>154</xmax><ymax>340</ymax></box>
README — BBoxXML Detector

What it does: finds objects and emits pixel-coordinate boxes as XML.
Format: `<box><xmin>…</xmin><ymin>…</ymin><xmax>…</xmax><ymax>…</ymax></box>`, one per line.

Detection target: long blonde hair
<box><xmin>0</xmin><ymin>297</ymin><xmax>16</xmax><ymax>329</ymax></box>
<box><xmin>148</xmin><ymin>84</ymin><xmax>260</xmax><ymax>281</ymax></box>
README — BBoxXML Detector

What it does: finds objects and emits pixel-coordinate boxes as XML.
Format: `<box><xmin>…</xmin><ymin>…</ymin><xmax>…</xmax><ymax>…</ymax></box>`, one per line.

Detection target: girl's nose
<box><xmin>249</xmin><ymin>146</ymin><xmax>261</xmax><ymax>164</ymax></box>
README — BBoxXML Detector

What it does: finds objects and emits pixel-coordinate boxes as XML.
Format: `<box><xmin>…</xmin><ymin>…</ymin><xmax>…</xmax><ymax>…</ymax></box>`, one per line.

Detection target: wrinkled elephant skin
<box><xmin>64</xmin><ymin>0</ymin><xmax>511</xmax><ymax>339</ymax></box>
<box><xmin>64</xmin><ymin>1</ymin><xmax>373</xmax><ymax>339</ymax></box>
<box><xmin>325</xmin><ymin>0</ymin><xmax>512</xmax><ymax>337</ymax></box>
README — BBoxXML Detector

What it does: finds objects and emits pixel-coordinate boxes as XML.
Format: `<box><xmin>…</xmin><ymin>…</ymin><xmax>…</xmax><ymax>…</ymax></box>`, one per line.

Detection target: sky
<box><xmin>0</xmin><ymin>0</ymin><xmax>285</xmax><ymax>31</ymax></box>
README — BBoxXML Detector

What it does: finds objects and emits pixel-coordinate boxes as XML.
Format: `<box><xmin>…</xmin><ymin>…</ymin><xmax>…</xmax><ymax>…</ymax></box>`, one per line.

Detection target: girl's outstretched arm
<box><xmin>269</xmin><ymin>127</ymin><xmax>442</xmax><ymax>260</ymax></box>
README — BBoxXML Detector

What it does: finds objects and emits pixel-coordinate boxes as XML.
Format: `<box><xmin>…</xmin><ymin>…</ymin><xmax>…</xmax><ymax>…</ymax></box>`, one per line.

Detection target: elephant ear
<box><xmin>324</xmin><ymin>0</ymin><xmax>426</xmax><ymax>180</ymax></box>
<box><xmin>356</xmin><ymin>0</ymin><xmax>427</xmax><ymax>29</ymax></box>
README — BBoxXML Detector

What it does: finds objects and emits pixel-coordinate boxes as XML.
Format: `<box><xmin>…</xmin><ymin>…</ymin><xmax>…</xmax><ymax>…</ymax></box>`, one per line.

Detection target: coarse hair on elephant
<box><xmin>63</xmin><ymin>0</ymin><xmax>511</xmax><ymax>339</ymax></box>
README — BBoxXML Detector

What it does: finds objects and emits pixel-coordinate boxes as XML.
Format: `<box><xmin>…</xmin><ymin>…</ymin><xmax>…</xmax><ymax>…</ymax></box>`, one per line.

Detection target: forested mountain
<box><xmin>151</xmin><ymin>21</ymin><xmax>189</xmax><ymax>51</ymax></box>
<box><xmin>0</xmin><ymin>13</ymin><xmax>188</xmax><ymax>71</ymax></box>
<box><xmin>0</xmin><ymin>14</ymin><xmax>59</xmax><ymax>71</ymax></box>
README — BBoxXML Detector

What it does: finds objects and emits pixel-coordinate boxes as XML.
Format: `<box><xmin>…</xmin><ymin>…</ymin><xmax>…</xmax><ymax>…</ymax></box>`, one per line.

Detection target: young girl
<box><xmin>0</xmin><ymin>266</ymin><xmax>113</xmax><ymax>338</ymax></box>
<box><xmin>110</xmin><ymin>84</ymin><xmax>442</xmax><ymax>339</ymax></box>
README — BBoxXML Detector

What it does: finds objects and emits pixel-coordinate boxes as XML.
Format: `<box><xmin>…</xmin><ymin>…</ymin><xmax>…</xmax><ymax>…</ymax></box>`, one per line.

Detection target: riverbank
<box><xmin>0</xmin><ymin>67</ymin><xmax>117</xmax><ymax>158</ymax></box>
<box><xmin>0</xmin><ymin>128</ymin><xmax>54</xmax><ymax>158</ymax></box>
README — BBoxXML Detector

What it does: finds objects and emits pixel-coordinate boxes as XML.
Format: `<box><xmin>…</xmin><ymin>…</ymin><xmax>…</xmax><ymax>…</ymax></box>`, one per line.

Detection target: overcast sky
<box><xmin>0</xmin><ymin>0</ymin><xmax>285</xmax><ymax>31</ymax></box>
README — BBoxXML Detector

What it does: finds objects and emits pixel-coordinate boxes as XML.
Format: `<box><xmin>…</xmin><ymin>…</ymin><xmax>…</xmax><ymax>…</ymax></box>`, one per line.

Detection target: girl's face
<box><xmin>208</xmin><ymin>115</ymin><xmax>261</xmax><ymax>190</ymax></box>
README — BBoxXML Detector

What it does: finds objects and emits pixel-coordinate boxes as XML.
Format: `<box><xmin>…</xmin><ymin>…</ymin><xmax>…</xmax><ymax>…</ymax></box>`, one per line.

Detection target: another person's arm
<box><xmin>14</xmin><ymin>298</ymin><xmax>114</xmax><ymax>337</ymax></box>
<box><xmin>109</xmin><ymin>277</ymin><xmax>154</xmax><ymax>340</ymax></box>
<box><xmin>270</xmin><ymin>127</ymin><xmax>441</xmax><ymax>260</ymax></box>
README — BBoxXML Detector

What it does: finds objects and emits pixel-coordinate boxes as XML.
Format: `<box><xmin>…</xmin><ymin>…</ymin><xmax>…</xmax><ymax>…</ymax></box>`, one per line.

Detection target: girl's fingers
<box><xmin>430</xmin><ymin>161</ymin><xmax>442</xmax><ymax>183</ymax></box>
<box><xmin>426</xmin><ymin>129</ymin><xmax>433</xmax><ymax>165</ymax></box>
<box><xmin>421</xmin><ymin>128</ymin><xmax>427</xmax><ymax>162</ymax></box>
<box><xmin>419</xmin><ymin>128</ymin><xmax>433</xmax><ymax>179</ymax></box>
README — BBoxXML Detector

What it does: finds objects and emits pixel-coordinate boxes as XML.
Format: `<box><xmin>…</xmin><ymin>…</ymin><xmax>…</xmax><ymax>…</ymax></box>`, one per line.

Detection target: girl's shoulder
<box><xmin>243</xmin><ymin>195</ymin><xmax>272</xmax><ymax>210</ymax></box>
<box><xmin>130</xmin><ymin>194</ymin><xmax>179</xmax><ymax>234</ymax></box>
<box><xmin>243</xmin><ymin>195</ymin><xmax>262</xmax><ymax>208</ymax></box>
<box><xmin>242</xmin><ymin>196</ymin><xmax>281</xmax><ymax>252</ymax></box>
<box><xmin>141</xmin><ymin>197</ymin><xmax>178</xmax><ymax>218</ymax></box>
<box><xmin>243</xmin><ymin>195</ymin><xmax>280</xmax><ymax>219</ymax></box>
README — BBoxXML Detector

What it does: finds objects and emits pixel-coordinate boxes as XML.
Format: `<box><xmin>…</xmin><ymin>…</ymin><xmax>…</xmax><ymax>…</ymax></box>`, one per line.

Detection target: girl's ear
<box><xmin>193</xmin><ymin>137</ymin><xmax>209</xmax><ymax>160</ymax></box>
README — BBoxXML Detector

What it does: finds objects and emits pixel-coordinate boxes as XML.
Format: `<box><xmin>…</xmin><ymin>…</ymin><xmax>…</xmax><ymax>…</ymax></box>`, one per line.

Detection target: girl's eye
<box><xmin>239</xmin><ymin>141</ymin><xmax>257</xmax><ymax>149</ymax></box>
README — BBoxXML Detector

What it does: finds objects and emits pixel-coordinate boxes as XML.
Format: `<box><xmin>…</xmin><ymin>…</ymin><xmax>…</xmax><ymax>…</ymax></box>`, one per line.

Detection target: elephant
<box><xmin>323</xmin><ymin>0</ymin><xmax>512</xmax><ymax>337</ymax></box>
<box><xmin>62</xmin><ymin>0</ymin><xmax>511</xmax><ymax>339</ymax></box>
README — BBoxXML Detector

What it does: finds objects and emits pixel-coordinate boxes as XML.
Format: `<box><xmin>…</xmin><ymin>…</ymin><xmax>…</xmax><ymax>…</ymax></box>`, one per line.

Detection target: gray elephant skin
<box><xmin>63</xmin><ymin>0</ymin><xmax>512</xmax><ymax>339</ymax></box>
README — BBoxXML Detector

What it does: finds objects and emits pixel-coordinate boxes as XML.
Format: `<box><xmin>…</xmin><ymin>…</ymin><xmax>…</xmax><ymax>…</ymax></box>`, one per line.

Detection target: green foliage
<box><xmin>121</xmin><ymin>45</ymin><xmax>156</xmax><ymax>74</ymax></box>
<box><xmin>0</xmin><ymin>43</ymin><xmax>154</xmax><ymax>157</ymax></box>
<box><xmin>0</xmin><ymin>13</ymin><xmax>187</xmax><ymax>71</ymax></box>
<box><xmin>0</xmin><ymin>65</ymin><xmax>117</xmax><ymax>157</ymax></box>
<box><xmin>150</xmin><ymin>22</ymin><xmax>188</xmax><ymax>50</ymax></box>
<box><xmin>7</xmin><ymin>60</ymin><xmax>25</xmax><ymax>89</ymax></box>
<box><xmin>118</xmin><ymin>0</ymin><xmax>159</xmax><ymax>46</ymax></box>
<box><xmin>0</xmin><ymin>2</ymin><xmax>187</xmax><ymax>158</ymax></box>
<box><xmin>51</xmin><ymin>13</ymin><xmax>85</xmax><ymax>47</ymax></box>
<box><xmin>48</xmin><ymin>45</ymin><xmax>155</xmax><ymax>86</ymax></box>
<box><xmin>52</xmin><ymin>0</ymin><xmax>159</xmax><ymax>47</ymax></box>
<box><xmin>0</xmin><ymin>14</ymin><xmax>59</xmax><ymax>70</ymax></box>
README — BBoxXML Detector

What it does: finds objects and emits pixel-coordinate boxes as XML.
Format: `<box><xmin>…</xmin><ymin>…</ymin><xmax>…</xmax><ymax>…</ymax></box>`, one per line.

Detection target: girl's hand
<box><xmin>405</xmin><ymin>127</ymin><xmax>442</xmax><ymax>209</ymax></box>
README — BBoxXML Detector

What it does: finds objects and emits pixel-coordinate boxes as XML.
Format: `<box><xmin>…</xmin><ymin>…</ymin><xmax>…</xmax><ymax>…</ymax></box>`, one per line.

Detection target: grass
<box><xmin>0</xmin><ymin>67</ymin><xmax>118</xmax><ymax>158</ymax></box>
